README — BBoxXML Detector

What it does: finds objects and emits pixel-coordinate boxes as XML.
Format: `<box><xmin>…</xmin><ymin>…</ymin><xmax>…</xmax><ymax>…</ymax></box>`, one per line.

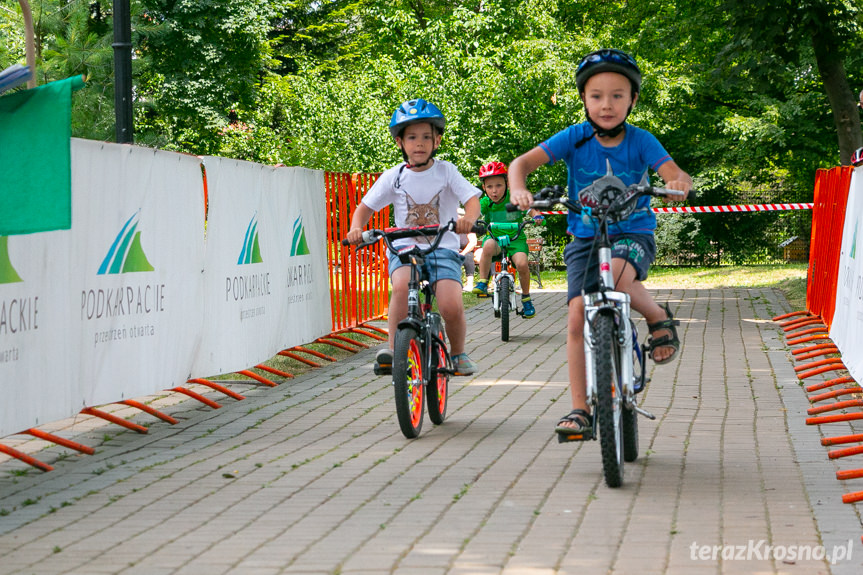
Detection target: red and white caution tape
<box><xmin>652</xmin><ymin>203</ymin><xmax>814</xmax><ymax>214</ymax></box>
<box><xmin>537</xmin><ymin>203</ymin><xmax>813</xmax><ymax>215</ymax></box>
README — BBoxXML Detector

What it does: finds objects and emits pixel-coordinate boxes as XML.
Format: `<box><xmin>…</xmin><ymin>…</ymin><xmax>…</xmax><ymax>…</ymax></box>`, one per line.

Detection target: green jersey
<box><xmin>480</xmin><ymin>191</ymin><xmax>529</xmax><ymax>254</ymax></box>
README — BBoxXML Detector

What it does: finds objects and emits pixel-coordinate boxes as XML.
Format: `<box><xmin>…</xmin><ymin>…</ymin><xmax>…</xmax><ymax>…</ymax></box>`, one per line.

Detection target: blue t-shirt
<box><xmin>540</xmin><ymin>122</ymin><xmax>672</xmax><ymax>238</ymax></box>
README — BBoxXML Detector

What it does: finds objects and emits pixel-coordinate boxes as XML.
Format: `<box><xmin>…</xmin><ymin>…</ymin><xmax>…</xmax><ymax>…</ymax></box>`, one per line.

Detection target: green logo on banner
<box><xmin>239</xmin><ymin>215</ymin><xmax>264</xmax><ymax>264</ymax></box>
<box><xmin>98</xmin><ymin>212</ymin><xmax>154</xmax><ymax>274</ymax></box>
<box><xmin>291</xmin><ymin>214</ymin><xmax>310</xmax><ymax>256</ymax></box>
<box><xmin>852</xmin><ymin>219</ymin><xmax>858</xmax><ymax>260</ymax></box>
<box><xmin>0</xmin><ymin>236</ymin><xmax>23</xmax><ymax>283</ymax></box>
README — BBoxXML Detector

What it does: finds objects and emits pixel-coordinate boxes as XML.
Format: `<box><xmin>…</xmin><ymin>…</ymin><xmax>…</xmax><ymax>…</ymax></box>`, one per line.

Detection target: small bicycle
<box><xmin>483</xmin><ymin>220</ymin><xmax>531</xmax><ymax>342</ymax></box>
<box><xmin>520</xmin><ymin>165</ymin><xmax>690</xmax><ymax>487</ymax></box>
<box><xmin>343</xmin><ymin>221</ymin><xmax>484</xmax><ymax>438</ymax></box>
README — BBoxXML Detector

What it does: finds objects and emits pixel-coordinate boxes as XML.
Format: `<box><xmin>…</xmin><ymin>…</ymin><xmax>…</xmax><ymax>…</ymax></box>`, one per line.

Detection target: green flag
<box><xmin>0</xmin><ymin>75</ymin><xmax>85</xmax><ymax>235</ymax></box>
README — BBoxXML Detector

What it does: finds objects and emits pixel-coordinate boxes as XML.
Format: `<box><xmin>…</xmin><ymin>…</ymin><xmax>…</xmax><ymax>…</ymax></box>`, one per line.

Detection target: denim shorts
<box><xmin>387</xmin><ymin>247</ymin><xmax>465</xmax><ymax>284</ymax></box>
<box><xmin>565</xmin><ymin>233</ymin><xmax>656</xmax><ymax>302</ymax></box>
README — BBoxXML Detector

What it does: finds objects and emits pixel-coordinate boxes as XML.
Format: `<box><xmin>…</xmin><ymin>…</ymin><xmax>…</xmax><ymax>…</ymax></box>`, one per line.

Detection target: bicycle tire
<box><xmin>622</xmin><ymin>407</ymin><xmax>638</xmax><ymax>462</ymax></box>
<box><xmin>593</xmin><ymin>312</ymin><xmax>624</xmax><ymax>487</ymax></box>
<box><xmin>500</xmin><ymin>275</ymin><xmax>511</xmax><ymax>342</ymax></box>
<box><xmin>623</xmin><ymin>342</ymin><xmax>641</xmax><ymax>462</ymax></box>
<box><xmin>427</xmin><ymin>329</ymin><xmax>449</xmax><ymax>425</ymax></box>
<box><xmin>393</xmin><ymin>327</ymin><xmax>424</xmax><ymax>438</ymax></box>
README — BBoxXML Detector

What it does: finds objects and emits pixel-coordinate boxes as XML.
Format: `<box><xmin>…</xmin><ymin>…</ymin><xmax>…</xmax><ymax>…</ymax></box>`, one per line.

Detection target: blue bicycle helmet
<box><xmin>576</xmin><ymin>49</ymin><xmax>641</xmax><ymax>95</ymax></box>
<box><xmin>388</xmin><ymin>99</ymin><xmax>446</xmax><ymax>139</ymax></box>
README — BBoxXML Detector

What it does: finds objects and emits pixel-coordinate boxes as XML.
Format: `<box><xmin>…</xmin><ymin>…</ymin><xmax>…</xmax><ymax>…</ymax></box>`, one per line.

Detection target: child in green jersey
<box><xmin>472</xmin><ymin>161</ymin><xmax>539</xmax><ymax>318</ymax></box>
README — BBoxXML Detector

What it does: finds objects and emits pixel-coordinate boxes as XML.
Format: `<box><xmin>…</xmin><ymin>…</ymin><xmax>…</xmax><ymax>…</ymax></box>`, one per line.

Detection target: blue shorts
<box><xmin>565</xmin><ymin>234</ymin><xmax>656</xmax><ymax>302</ymax></box>
<box><xmin>387</xmin><ymin>247</ymin><xmax>465</xmax><ymax>285</ymax></box>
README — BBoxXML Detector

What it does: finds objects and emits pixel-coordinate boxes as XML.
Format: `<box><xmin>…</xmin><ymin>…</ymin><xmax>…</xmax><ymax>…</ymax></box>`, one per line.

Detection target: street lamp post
<box><xmin>112</xmin><ymin>0</ymin><xmax>133</xmax><ymax>143</ymax></box>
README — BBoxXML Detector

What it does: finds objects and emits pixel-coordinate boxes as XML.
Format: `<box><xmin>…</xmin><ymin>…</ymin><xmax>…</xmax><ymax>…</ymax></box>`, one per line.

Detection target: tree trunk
<box><xmin>811</xmin><ymin>26</ymin><xmax>862</xmax><ymax>165</ymax></box>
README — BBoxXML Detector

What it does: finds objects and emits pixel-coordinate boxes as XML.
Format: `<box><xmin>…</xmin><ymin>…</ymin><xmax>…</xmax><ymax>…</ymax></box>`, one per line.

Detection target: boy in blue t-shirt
<box><xmin>509</xmin><ymin>49</ymin><xmax>692</xmax><ymax>438</ymax></box>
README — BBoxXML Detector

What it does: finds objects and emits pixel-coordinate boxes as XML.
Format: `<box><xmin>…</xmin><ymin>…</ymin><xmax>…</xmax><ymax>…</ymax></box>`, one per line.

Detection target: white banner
<box><xmin>1</xmin><ymin>143</ymin><xmax>333</xmax><ymax>438</ymax></box>
<box><xmin>830</xmin><ymin>166</ymin><xmax>863</xmax><ymax>382</ymax></box>
<box><xmin>0</xmin><ymin>231</ymin><xmax>75</xmax><ymax>437</ymax></box>
<box><xmin>71</xmin><ymin>140</ymin><xmax>206</xmax><ymax>406</ymax></box>
<box><xmin>192</xmin><ymin>159</ymin><xmax>329</xmax><ymax>376</ymax></box>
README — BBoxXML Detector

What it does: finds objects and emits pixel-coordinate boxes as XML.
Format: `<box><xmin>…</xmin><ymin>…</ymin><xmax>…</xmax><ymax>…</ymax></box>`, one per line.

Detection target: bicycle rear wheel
<box><xmin>593</xmin><ymin>312</ymin><xmax>624</xmax><ymax>487</ymax></box>
<box><xmin>393</xmin><ymin>327</ymin><xmax>424</xmax><ymax>438</ymax></box>
<box><xmin>622</xmin><ymin>408</ymin><xmax>638</xmax><ymax>462</ymax></box>
<box><xmin>427</xmin><ymin>328</ymin><xmax>449</xmax><ymax>425</ymax></box>
<box><xmin>500</xmin><ymin>275</ymin><xmax>511</xmax><ymax>342</ymax></box>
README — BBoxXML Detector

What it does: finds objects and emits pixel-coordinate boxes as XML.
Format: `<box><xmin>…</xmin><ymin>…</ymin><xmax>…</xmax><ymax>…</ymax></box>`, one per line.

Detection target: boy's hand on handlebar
<box><xmin>662</xmin><ymin>180</ymin><xmax>691</xmax><ymax>202</ymax></box>
<box><xmin>345</xmin><ymin>227</ymin><xmax>364</xmax><ymax>245</ymax></box>
<box><xmin>510</xmin><ymin>187</ymin><xmax>534</xmax><ymax>211</ymax></box>
<box><xmin>455</xmin><ymin>216</ymin><xmax>476</xmax><ymax>235</ymax></box>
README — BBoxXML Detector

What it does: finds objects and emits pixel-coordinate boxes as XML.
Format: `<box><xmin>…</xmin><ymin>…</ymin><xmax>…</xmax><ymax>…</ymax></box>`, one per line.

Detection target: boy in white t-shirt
<box><xmin>345</xmin><ymin>98</ymin><xmax>482</xmax><ymax>375</ymax></box>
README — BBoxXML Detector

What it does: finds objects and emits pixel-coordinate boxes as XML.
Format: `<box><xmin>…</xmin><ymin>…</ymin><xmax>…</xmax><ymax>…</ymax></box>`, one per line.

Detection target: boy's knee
<box><xmin>390</xmin><ymin>282</ymin><xmax>408</xmax><ymax>298</ymax></box>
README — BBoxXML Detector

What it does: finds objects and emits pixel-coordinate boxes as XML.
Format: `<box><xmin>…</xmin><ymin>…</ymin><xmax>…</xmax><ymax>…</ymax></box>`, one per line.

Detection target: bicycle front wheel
<box><xmin>393</xmin><ymin>327</ymin><xmax>424</xmax><ymax>438</ymax></box>
<box><xmin>427</xmin><ymin>328</ymin><xmax>449</xmax><ymax>425</ymax></box>
<box><xmin>500</xmin><ymin>275</ymin><xmax>511</xmax><ymax>342</ymax></box>
<box><xmin>593</xmin><ymin>312</ymin><xmax>624</xmax><ymax>487</ymax></box>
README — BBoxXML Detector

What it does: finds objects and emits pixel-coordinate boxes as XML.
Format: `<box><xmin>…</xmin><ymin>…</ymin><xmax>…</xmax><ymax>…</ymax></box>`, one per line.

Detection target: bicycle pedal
<box><xmin>373</xmin><ymin>363</ymin><xmax>392</xmax><ymax>376</ymax></box>
<box><xmin>557</xmin><ymin>430</ymin><xmax>594</xmax><ymax>443</ymax></box>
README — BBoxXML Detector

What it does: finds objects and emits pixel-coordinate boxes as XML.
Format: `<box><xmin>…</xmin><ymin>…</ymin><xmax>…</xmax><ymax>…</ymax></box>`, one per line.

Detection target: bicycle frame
<box><xmin>519</xmin><ymin>169</ymin><xmax>687</xmax><ymax>486</ymax></box>
<box><xmin>399</xmin><ymin>251</ymin><xmax>451</xmax><ymax>383</ymax></box>
<box><xmin>491</xmin><ymin>264</ymin><xmax>518</xmax><ymax>313</ymax></box>
<box><xmin>487</xmin><ymin>224</ymin><xmax>528</xmax><ymax>304</ymax></box>
<box><xmin>485</xmin><ymin>221</ymin><xmax>530</xmax><ymax>341</ymax></box>
<box><xmin>344</xmin><ymin>220</ymin><xmax>485</xmax><ymax>438</ymax></box>
<box><xmin>581</xmin><ymin>227</ymin><xmax>638</xmax><ymax>408</ymax></box>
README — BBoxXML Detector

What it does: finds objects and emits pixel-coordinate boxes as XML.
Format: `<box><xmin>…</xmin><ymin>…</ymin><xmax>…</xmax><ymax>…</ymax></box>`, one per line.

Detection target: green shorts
<box><xmin>481</xmin><ymin>235</ymin><xmax>528</xmax><ymax>257</ymax></box>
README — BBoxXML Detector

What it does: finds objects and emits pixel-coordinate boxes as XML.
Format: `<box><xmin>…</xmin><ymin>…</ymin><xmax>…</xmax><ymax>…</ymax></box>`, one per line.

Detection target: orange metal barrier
<box><xmin>771</xmin><ymin>165</ymin><xmax>863</xmax><ymax>526</ymax></box>
<box><xmin>325</xmin><ymin>171</ymin><xmax>389</xmax><ymax>333</ymax></box>
<box><xmin>804</xmin><ymin>166</ymin><xmax>853</xmax><ymax>326</ymax></box>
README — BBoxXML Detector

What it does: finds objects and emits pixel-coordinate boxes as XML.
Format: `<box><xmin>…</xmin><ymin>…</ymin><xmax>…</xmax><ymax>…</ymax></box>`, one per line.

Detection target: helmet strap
<box><xmin>576</xmin><ymin>102</ymin><xmax>634</xmax><ymax>147</ymax></box>
<box><xmin>399</xmin><ymin>141</ymin><xmax>438</xmax><ymax>169</ymax></box>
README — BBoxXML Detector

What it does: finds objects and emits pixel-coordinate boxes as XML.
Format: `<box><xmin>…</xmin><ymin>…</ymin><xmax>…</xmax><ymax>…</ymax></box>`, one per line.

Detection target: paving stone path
<box><xmin>1</xmin><ymin>288</ymin><xmax>861</xmax><ymax>574</ymax></box>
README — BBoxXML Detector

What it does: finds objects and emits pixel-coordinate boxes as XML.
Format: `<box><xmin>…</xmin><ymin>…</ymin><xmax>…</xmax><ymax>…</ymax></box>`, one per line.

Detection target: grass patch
<box><xmin>534</xmin><ymin>264</ymin><xmax>808</xmax><ymax>309</ymax></box>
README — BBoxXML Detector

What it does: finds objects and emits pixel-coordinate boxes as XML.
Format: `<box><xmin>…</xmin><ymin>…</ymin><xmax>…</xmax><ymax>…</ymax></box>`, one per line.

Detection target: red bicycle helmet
<box><xmin>852</xmin><ymin>147</ymin><xmax>863</xmax><ymax>167</ymax></box>
<box><xmin>479</xmin><ymin>161</ymin><xmax>508</xmax><ymax>180</ymax></box>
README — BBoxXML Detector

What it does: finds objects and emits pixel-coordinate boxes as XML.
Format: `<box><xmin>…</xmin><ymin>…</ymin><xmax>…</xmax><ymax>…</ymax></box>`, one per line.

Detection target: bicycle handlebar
<box><xmin>506</xmin><ymin>183</ymin><xmax>697</xmax><ymax>215</ymax></box>
<box><xmin>482</xmin><ymin>219</ymin><xmax>532</xmax><ymax>242</ymax></box>
<box><xmin>341</xmin><ymin>221</ymin><xmax>487</xmax><ymax>253</ymax></box>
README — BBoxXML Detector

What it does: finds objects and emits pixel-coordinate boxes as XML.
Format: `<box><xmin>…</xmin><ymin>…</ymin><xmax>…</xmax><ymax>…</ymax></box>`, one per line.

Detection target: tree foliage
<box><xmin>1</xmin><ymin>0</ymin><xmax>861</xmax><ymax>263</ymax></box>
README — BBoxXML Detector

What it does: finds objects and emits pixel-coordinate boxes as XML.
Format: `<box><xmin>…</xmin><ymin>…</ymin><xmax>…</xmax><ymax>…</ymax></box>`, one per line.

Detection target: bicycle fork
<box><xmin>583</xmin><ymin>292</ymin><xmax>655</xmax><ymax>422</ymax></box>
<box><xmin>491</xmin><ymin>271</ymin><xmax>518</xmax><ymax>313</ymax></box>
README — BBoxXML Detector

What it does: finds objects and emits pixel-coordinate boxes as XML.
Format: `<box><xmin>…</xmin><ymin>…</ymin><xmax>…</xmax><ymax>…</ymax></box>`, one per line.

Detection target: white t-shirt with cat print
<box><xmin>361</xmin><ymin>159</ymin><xmax>480</xmax><ymax>252</ymax></box>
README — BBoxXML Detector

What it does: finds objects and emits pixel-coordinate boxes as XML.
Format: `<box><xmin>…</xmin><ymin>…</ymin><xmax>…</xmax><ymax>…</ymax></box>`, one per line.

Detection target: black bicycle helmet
<box><xmin>576</xmin><ymin>49</ymin><xmax>641</xmax><ymax>95</ymax></box>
